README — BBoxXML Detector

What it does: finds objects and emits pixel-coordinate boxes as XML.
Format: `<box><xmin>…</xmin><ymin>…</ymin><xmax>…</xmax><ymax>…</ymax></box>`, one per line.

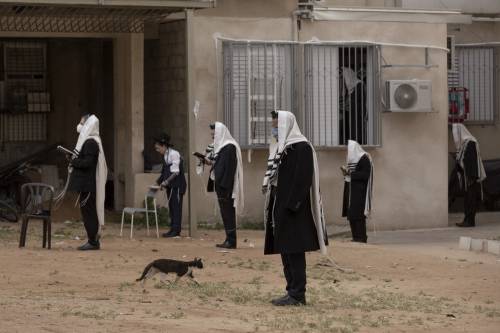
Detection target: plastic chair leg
<box><xmin>130</xmin><ymin>214</ymin><xmax>134</xmax><ymax>239</ymax></box>
<box><xmin>155</xmin><ymin>211</ymin><xmax>159</xmax><ymax>238</ymax></box>
<box><xmin>19</xmin><ymin>217</ymin><xmax>28</xmax><ymax>248</ymax></box>
<box><xmin>47</xmin><ymin>218</ymin><xmax>51</xmax><ymax>250</ymax></box>
<box><xmin>120</xmin><ymin>210</ymin><xmax>125</xmax><ymax>237</ymax></box>
<box><xmin>146</xmin><ymin>211</ymin><xmax>150</xmax><ymax>236</ymax></box>
<box><xmin>42</xmin><ymin>220</ymin><xmax>47</xmax><ymax>248</ymax></box>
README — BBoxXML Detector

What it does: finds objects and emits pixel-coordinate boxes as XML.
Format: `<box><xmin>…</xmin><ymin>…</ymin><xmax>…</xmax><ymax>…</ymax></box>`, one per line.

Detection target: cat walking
<box><xmin>136</xmin><ymin>258</ymin><xmax>203</xmax><ymax>288</ymax></box>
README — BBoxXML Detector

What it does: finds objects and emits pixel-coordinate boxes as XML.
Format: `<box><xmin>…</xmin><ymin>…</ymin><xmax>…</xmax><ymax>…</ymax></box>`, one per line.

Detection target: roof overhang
<box><xmin>309</xmin><ymin>7</ymin><xmax>472</xmax><ymax>24</ymax></box>
<box><xmin>0</xmin><ymin>0</ymin><xmax>215</xmax><ymax>33</ymax></box>
<box><xmin>0</xmin><ymin>1</ymin><xmax>215</xmax><ymax>9</ymax></box>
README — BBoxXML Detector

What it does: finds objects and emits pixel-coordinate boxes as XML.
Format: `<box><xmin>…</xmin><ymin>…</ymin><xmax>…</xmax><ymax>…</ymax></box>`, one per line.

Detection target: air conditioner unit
<box><xmin>386</xmin><ymin>80</ymin><xmax>432</xmax><ymax>112</ymax></box>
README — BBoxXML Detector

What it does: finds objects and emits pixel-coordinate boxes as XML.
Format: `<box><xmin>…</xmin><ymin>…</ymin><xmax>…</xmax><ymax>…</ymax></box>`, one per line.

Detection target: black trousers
<box><xmin>217</xmin><ymin>196</ymin><xmax>236</xmax><ymax>245</ymax></box>
<box><xmin>167</xmin><ymin>187</ymin><xmax>183</xmax><ymax>233</ymax></box>
<box><xmin>349</xmin><ymin>217</ymin><xmax>367</xmax><ymax>243</ymax></box>
<box><xmin>464</xmin><ymin>182</ymin><xmax>480</xmax><ymax>226</ymax></box>
<box><xmin>281</xmin><ymin>253</ymin><xmax>306</xmax><ymax>301</ymax></box>
<box><xmin>80</xmin><ymin>192</ymin><xmax>98</xmax><ymax>244</ymax></box>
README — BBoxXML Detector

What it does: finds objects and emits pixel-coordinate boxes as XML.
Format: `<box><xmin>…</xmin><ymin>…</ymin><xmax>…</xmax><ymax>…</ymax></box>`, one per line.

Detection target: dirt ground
<box><xmin>1</xmin><ymin>220</ymin><xmax>500</xmax><ymax>333</ymax></box>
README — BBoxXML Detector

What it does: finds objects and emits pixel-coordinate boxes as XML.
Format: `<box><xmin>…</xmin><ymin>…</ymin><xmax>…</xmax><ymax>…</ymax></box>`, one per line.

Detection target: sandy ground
<box><xmin>1</xmin><ymin>220</ymin><xmax>500</xmax><ymax>333</ymax></box>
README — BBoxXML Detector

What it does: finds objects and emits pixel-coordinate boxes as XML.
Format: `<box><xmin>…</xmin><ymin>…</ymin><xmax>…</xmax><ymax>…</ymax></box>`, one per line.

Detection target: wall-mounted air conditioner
<box><xmin>385</xmin><ymin>80</ymin><xmax>432</xmax><ymax>112</ymax></box>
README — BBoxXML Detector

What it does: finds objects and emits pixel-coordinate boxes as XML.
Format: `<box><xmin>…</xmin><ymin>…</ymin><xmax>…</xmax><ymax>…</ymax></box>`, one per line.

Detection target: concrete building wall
<box><xmin>144</xmin><ymin>20</ymin><xmax>188</xmax><ymax>163</ymax></box>
<box><xmin>448</xmin><ymin>22</ymin><xmax>500</xmax><ymax>161</ymax></box>
<box><xmin>300</xmin><ymin>21</ymin><xmax>449</xmax><ymax>230</ymax></box>
<box><xmin>189</xmin><ymin>5</ymin><xmax>449</xmax><ymax>230</ymax></box>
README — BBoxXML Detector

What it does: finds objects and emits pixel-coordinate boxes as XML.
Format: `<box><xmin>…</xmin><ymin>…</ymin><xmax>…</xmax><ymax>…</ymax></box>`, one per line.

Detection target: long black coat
<box><xmin>264</xmin><ymin>142</ymin><xmax>320</xmax><ymax>255</ymax></box>
<box><xmin>68</xmin><ymin>139</ymin><xmax>99</xmax><ymax>193</ymax></box>
<box><xmin>342</xmin><ymin>154</ymin><xmax>371</xmax><ymax>220</ymax></box>
<box><xmin>213</xmin><ymin>144</ymin><xmax>237</xmax><ymax>199</ymax></box>
<box><xmin>458</xmin><ymin>141</ymin><xmax>479</xmax><ymax>187</ymax></box>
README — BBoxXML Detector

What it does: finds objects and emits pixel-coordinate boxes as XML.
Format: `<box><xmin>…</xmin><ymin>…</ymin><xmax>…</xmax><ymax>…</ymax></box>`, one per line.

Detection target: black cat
<box><xmin>136</xmin><ymin>257</ymin><xmax>203</xmax><ymax>288</ymax></box>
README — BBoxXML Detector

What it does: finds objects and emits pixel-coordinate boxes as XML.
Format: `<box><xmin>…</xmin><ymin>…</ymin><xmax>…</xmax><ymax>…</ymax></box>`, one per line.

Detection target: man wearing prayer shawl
<box><xmin>263</xmin><ymin>111</ymin><xmax>328</xmax><ymax>306</ymax></box>
<box><xmin>452</xmin><ymin>124</ymin><xmax>486</xmax><ymax>228</ymax></box>
<box><xmin>68</xmin><ymin>113</ymin><xmax>107</xmax><ymax>251</ymax></box>
<box><xmin>209</xmin><ymin>122</ymin><xmax>244</xmax><ymax>249</ymax></box>
<box><xmin>342</xmin><ymin>140</ymin><xmax>373</xmax><ymax>243</ymax></box>
<box><xmin>154</xmin><ymin>133</ymin><xmax>187</xmax><ymax>237</ymax></box>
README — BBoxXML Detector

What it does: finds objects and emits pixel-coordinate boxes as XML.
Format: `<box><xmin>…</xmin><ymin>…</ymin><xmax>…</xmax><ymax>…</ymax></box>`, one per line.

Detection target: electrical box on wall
<box><xmin>386</xmin><ymin>80</ymin><xmax>432</xmax><ymax>112</ymax></box>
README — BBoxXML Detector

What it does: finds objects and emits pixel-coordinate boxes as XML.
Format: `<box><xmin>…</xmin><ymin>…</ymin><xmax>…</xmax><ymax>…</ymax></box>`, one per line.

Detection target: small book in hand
<box><xmin>193</xmin><ymin>152</ymin><xmax>206</xmax><ymax>159</ymax></box>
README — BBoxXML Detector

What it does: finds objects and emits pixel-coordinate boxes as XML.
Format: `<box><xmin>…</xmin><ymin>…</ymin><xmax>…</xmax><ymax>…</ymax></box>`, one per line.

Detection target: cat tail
<box><xmin>136</xmin><ymin>262</ymin><xmax>154</xmax><ymax>282</ymax></box>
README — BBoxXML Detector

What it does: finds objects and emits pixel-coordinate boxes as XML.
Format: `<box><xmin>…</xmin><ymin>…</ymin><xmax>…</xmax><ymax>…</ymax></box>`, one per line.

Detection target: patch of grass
<box><xmin>0</xmin><ymin>225</ymin><xmax>14</xmax><ymax>240</ymax></box>
<box><xmin>118</xmin><ymin>282</ymin><xmax>135</xmax><ymax>292</ymax></box>
<box><xmin>198</xmin><ymin>221</ymin><xmax>225</xmax><ymax>230</ymax></box>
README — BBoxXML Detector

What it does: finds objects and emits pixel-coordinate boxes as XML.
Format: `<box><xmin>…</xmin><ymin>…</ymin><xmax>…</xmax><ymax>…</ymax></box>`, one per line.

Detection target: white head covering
<box><xmin>347</xmin><ymin>140</ymin><xmax>369</xmax><ymax>167</ymax></box>
<box><xmin>452</xmin><ymin>123</ymin><xmax>486</xmax><ymax>183</ymax></box>
<box><xmin>213</xmin><ymin>122</ymin><xmax>244</xmax><ymax>212</ymax></box>
<box><xmin>452</xmin><ymin>123</ymin><xmax>476</xmax><ymax>151</ymax></box>
<box><xmin>274</xmin><ymin>111</ymin><xmax>328</xmax><ymax>255</ymax></box>
<box><xmin>74</xmin><ymin>115</ymin><xmax>108</xmax><ymax>227</ymax></box>
<box><xmin>346</xmin><ymin>140</ymin><xmax>373</xmax><ymax>217</ymax></box>
<box><xmin>277</xmin><ymin>111</ymin><xmax>308</xmax><ymax>153</ymax></box>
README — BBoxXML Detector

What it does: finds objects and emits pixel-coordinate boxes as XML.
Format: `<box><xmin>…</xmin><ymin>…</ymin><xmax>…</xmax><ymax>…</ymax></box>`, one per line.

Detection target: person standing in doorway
<box><xmin>154</xmin><ymin>133</ymin><xmax>187</xmax><ymax>237</ymax></box>
<box><xmin>452</xmin><ymin>124</ymin><xmax>486</xmax><ymax>227</ymax></box>
<box><xmin>341</xmin><ymin>140</ymin><xmax>373</xmax><ymax>243</ymax></box>
<box><xmin>68</xmin><ymin>113</ymin><xmax>108</xmax><ymax>251</ymax></box>
<box><xmin>263</xmin><ymin>111</ymin><xmax>328</xmax><ymax>306</ymax></box>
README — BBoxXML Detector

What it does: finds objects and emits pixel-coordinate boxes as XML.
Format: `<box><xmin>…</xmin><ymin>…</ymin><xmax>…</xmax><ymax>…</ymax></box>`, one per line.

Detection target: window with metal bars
<box><xmin>0</xmin><ymin>40</ymin><xmax>49</xmax><ymax>142</ymax></box>
<box><xmin>223</xmin><ymin>42</ymin><xmax>296</xmax><ymax>148</ymax></box>
<box><xmin>455</xmin><ymin>46</ymin><xmax>496</xmax><ymax>124</ymax></box>
<box><xmin>223</xmin><ymin>41</ymin><xmax>380</xmax><ymax>148</ymax></box>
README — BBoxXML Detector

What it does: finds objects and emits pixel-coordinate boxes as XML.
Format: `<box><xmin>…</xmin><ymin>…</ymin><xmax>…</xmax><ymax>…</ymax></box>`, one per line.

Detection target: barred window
<box><xmin>223</xmin><ymin>41</ymin><xmax>381</xmax><ymax>148</ymax></box>
<box><xmin>456</xmin><ymin>47</ymin><xmax>495</xmax><ymax>123</ymax></box>
<box><xmin>223</xmin><ymin>42</ymin><xmax>296</xmax><ymax>148</ymax></box>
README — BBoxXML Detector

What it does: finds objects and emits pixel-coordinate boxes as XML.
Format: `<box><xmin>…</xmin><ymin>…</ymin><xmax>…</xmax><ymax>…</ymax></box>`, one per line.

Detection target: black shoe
<box><xmin>271</xmin><ymin>294</ymin><xmax>306</xmax><ymax>306</ymax></box>
<box><xmin>162</xmin><ymin>230</ymin><xmax>180</xmax><ymax>238</ymax></box>
<box><xmin>271</xmin><ymin>294</ymin><xmax>290</xmax><ymax>305</ymax></box>
<box><xmin>456</xmin><ymin>222</ymin><xmax>475</xmax><ymax>228</ymax></box>
<box><xmin>216</xmin><ymin>241</ymin><xmax>236</xmax><ymax>249</ymax></box>
<box><xmin>77</xmin><ymin>242</ymin><xmax>100</xmax><ymax>251</ymax></box>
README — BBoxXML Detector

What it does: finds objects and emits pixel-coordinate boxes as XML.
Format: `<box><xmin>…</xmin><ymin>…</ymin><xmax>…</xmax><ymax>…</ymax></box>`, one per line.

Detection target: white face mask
<box><xmin>77</xmin><ymin>124</ymin><xmax>83</xmax><ymax>134</ymax></box>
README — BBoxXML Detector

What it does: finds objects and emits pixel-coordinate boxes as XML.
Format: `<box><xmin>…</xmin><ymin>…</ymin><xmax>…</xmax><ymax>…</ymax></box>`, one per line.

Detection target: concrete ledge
<box><xmin>459</xmin><ymin>236</ymin><xmax>500</xmax><ymax>255</ymax></box>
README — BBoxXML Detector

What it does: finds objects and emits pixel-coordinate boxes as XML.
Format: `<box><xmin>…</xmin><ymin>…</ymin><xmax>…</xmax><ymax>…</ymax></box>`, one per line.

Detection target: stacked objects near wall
<box><xmin>459</xmin><ymin>236</ymin><xmax>500</xmax><ymax>255</ymax></box>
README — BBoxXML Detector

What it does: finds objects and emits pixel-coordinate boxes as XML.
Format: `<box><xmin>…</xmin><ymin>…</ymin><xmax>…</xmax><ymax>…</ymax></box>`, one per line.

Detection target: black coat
<box><xmin>342</xmin><ymin>154</ymin><xmax>371</xmax><ymax>219</ymax></box>
<box><xmin>264</xmin><ymin>142</ymin><xmax>320</xmax><ymax>255</ymax></box>
<box><xmin>458</xmin><ymin>141</ymin><xmax>479</xmax><ymax>187</ymax></box>
<box><xmin>156</xmin><ymin>152</ymin><xmax>187</xmax><ymax>195</ymax></box>
<box><xmin>213</xmin><ymin>144</ymin><xmax>237</xmax><ymax>199</ymax></box>
<box><xmin>68</xmin><ymin>139</ymin><xmax>99</xmax><ymax>193</ymax></box>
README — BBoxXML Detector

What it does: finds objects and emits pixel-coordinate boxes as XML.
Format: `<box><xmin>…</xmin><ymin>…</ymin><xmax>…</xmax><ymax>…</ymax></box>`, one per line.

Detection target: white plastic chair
<box><xmin>120</xmin><ymin>193</ymin><xmax>159</xmax><ymax>239</ymax></box>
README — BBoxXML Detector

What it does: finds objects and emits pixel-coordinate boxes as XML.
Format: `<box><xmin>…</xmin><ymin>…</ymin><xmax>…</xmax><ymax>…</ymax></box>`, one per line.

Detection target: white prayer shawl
<box><xmin>275</xmin><ymin>111</ymin><xmax>328</xmax><ymax>255</ymax></box>
<box><xmin>75</xmin><ymin>115</ymin><xmax>108</xmax><ymax>227</ymax></box>
<box><xmin>452</xmin><ymin>124</ymin><xmax>486</xmax><ymax>185</ymax></box>
<box><xmin>346</xmin><ymin>140</ymin><xmax>373</xmax><ymax>217</ymax></box>
<box><xmin>213</xmin><ymin>122</ymin><xmax>244</xmax><ymax>212</ymax></box>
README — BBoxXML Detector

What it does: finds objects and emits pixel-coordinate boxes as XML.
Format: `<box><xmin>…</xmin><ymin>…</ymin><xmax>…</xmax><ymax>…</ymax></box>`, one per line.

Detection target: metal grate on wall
<box><xmin>223</xmin><ymin>41</ymin><xmax>381</xmax><ymax>148</ymax></box>
<box><xmin>0</xmin><ymin>39</ymin><xmax>49</xmax><ymax>142</ymax></box>
<box><xmin>456</xmin><ymin>46</ymin><xmax>496</xmax><ymax>123</ymax></box>
<box><xmin>0</xmin><ymin>5</ymin><xmax>174</xmax><ymax>33</ymax></box>
<box><xmin>304</xmin><ymin>45</ymin><xmax>380</xmax><ymax>147</ymax></box>
<box><xmin>223</xmin><ymin>42</ymin><xmax>296</xmax><ymax>148</ymax></box>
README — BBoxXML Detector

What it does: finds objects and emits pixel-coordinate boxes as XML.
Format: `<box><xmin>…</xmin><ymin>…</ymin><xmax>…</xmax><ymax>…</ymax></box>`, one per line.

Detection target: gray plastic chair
<box><xmin>120</xmin><ymin>192</ymin><xmax>159</xmax><ymax>239</ymax></box>
<box><xmin>19</xmin><ymin>183</ymin><xmax>54</xmax><ymax>249</ymax></box>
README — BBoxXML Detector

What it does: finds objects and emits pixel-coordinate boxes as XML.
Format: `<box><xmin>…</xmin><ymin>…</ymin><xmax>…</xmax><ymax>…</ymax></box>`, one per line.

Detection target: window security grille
<box><xmin>223</xmin><ymin>42</ymin><xmax>296</xmax><ymax>147</ymax></box>
<box><xmin>456</xmin><ymin>47</ymin><xmax>495</xmax><ymax>123</ymax></box>
<box><xmin>223</xmin><ymin>41</ymin><xmax>380</xmax><ymax>148</ymax></box>
<box><xmin>0</xmin><ymin>40</ymin><xmax>48</xmax><ymax>142</ymax></box>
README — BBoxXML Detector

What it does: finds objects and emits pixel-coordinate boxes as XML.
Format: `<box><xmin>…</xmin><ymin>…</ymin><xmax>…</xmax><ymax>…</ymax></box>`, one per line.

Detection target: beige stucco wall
<box><xmin>448</xmin><ymin>22</ymin><xmax>500</xmax><ymax>161</ymax></box>
<box><xmin>300</xmin><ymin>21</ymin><xmax>449</xmax><ymax>230</ymax></box>
<box><xmin>189</xmin><ymin>8</ymin><xmax>449</xmax><ymax>230</ymax></box>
